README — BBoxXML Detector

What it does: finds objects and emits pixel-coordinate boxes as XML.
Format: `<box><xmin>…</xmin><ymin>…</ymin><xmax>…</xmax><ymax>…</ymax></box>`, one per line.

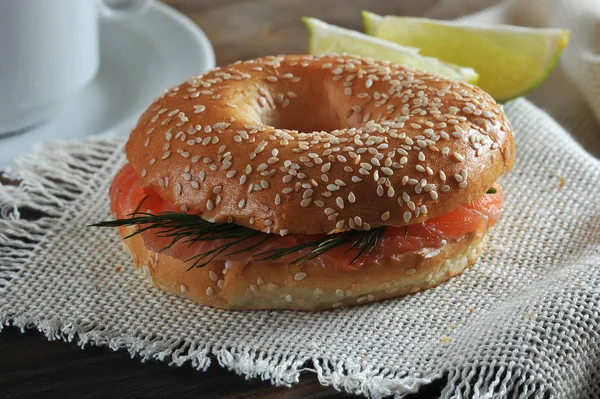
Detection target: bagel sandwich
<box><xmin>95</xmin><ymin>54</ymin><xmax>514</xmax><ymax>311</ymax></box>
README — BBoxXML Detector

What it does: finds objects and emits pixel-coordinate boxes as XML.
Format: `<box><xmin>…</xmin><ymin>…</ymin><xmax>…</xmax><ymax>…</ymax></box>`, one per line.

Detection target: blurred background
<box><xmin>163</xmin><ymin>0</ymin><xmax>502</xmax><ymax>65</ymax></box>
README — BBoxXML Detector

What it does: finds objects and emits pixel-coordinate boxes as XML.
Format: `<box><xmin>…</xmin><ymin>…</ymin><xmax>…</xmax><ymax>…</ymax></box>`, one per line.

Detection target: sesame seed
<box><xmin>206</xmin><ymin>199</ymin><xmax>214</xmax><ymax>211</ymax></box>
<box><xmin>300</xmin><ymin>198</ymin><xmax>312</xmax><ymax>207</ymax></box>
<box><xmin>381</xmin><ymin>211</ymin><xmax>390</xmax><ymax>221</ymax></box>
<box><xmin>453</xmin><ymin>152</ymin><xmax>465</xmax><ymax>162</ymax></box>
<box><xmin>336</xmin><ymin>197</ymin><xmax>344</xmax><ymax>209</ymax></box>
<box><xmin>294</xmin><ymin>272</ymin><xmax>307</xmax><ymax>281</ymax></box>
<box><xmin>403</xmin><ymin>211</ymin><xmax>412</xmax><ymax>223</ymax></box>
<box><xmin>206</xmin><ymin>287</ymin><xmax>214</xmax><ymax>296</ymax></box>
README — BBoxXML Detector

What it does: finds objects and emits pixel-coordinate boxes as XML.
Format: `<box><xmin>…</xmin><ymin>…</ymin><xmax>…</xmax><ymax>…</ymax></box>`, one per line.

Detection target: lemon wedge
<box><xmin>362</xmin><ymin>11</ymin><xmax>569</xmax><ymax>101</ymax></box>
<box><xmin>304</xmin><ymin>17</ymin><xmax>478</xmax><ymax>84</ymax></box>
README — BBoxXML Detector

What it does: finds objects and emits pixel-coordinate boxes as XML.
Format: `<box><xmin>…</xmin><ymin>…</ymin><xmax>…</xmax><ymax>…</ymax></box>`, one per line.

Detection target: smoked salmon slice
<box><xmin>110</xmin><ymin>164</ymin><xmax>503</xmax><ymax>271</ymax></box>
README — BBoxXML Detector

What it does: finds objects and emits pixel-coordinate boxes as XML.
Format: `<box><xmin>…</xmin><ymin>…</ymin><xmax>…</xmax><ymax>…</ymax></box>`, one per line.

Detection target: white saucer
<box><xmin>0</xmin><ymin>2</ymin><xmax>215</xmax><ymax>171</ymax></box>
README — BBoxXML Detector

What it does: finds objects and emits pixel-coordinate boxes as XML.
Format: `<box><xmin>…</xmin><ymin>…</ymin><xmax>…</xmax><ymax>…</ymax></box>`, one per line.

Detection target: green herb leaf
<box><xmin>486</xmin><ymin>187</ymin><xmax>497</xmax><ymax>194</ymax></box>
<box><xmin>90</xmin><ymin>211</ymin><xmax>387</xmax><ymax>269</ymax></box>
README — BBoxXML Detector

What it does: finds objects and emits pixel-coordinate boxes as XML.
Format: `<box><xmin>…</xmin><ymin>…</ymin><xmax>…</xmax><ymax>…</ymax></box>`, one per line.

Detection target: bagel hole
<box><xmin>263</xmin><ymin>107</ymin><xmax>341</xmax><ymax>133</ymax></box>
<box><xmin>260</xmin><ymin>88</ymin><xmax>346</xmax><ymax>133</ymax></box>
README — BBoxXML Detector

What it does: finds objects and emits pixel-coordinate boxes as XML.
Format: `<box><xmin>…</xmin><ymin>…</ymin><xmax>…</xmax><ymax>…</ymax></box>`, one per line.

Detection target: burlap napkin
<box><xmin>1</xmin><ymin>97</ymin><xmax>599</xmax><ymax>398</ymax></box>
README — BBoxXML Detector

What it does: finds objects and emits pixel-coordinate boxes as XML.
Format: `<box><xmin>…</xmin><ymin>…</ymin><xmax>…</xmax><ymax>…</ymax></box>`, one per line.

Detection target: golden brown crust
<box><xmin>119</xmin><ymin>223</ymin><xmax>488</xmax><ymax>311</ymax></box>
<box><xmin>126</xmin><ymin>54</ymin><xmax>513</xmax><ymax>235</ymax></box>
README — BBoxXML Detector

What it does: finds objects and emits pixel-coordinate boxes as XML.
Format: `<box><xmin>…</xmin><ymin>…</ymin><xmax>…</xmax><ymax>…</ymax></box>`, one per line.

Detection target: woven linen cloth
<box><xmin>1</xmin><ymin>98</ymin><xmax>599</xmax><ymax>398</ymax></box>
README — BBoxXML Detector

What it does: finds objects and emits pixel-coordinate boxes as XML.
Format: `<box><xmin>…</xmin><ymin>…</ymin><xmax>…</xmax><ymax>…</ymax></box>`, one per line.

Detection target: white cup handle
<box><xmin>97</xmin><ymin>0</ymin><xmax>154</xmax><ymax>19</ymax></box>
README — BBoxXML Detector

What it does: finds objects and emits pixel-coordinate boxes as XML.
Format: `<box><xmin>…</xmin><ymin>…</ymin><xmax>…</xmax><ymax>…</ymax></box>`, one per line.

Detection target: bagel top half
<box><xmin>125</xmin><ymin>54</ymin><xmax>514</xmax><ymax>236</ymax></box>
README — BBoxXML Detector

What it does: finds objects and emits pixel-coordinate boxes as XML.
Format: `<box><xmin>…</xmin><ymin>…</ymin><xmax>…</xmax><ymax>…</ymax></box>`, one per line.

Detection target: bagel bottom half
<box><xmin>118</xmin><ymin>224</ymin><xmax>489</xmax><ymax>311</ymax></box>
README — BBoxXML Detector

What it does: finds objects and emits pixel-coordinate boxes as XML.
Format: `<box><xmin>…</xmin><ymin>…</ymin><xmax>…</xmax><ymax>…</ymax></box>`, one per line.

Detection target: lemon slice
<box><xmin>303</xmin><ymin>17</ymin><xmax>478</xmax><ymax>84</ymax></box>
<box><xmin>362</xmin><ymin>11</ymin><xmax>569</xmax><ymax>101</ymax></box>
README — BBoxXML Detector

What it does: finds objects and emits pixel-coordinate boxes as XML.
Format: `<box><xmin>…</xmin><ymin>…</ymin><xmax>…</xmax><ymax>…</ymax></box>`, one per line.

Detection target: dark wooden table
<box><xmin>0</xmin><ymin>0</ymin><xmax>498</xmax><ymax>397</ymax></box>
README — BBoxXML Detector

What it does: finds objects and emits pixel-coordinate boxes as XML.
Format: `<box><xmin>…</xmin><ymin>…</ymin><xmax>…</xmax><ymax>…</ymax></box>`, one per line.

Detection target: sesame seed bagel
<box><xmin>119</xmin><ymin>223</ymin><xmax>488</xmax><ymax>311</ymax></box>
<box><xmin>126</xmin><ymin>54</ymin><xmax>514</xmax><ymax>236</ymax></box>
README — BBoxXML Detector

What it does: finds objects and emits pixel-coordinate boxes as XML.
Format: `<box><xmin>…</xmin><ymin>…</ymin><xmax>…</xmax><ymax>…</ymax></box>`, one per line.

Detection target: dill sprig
<box><xmin>255</xmin><ymin>226</ymin><xmax>387</xmax><ymax>265</ymax></box>
<box><xmin>90</xmin><ymin>211</ymin><xmax>264</xmax><ymax>270</ymax></box>
<box><xmin>91</xmin><ymin>209</ymin><xmax>387</xmax><ymax>269</ymax></box>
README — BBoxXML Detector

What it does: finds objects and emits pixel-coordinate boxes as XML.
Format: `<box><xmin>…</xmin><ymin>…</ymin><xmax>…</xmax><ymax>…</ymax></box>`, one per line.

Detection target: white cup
<box><xmin>0</xmin><ymin>0</ymin><xmax>153</xmax><ymax>135</ymax></box>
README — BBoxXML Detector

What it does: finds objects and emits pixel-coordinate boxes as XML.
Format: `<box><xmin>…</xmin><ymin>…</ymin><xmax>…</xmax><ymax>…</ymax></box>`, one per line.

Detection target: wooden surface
<box><xmin>165</xmin><ymin>0</ymin><xmax>496</xmax><ymax>67</ymax></box>
<box><xmin>0</xmin><ymin>0</ymin><xmax>498</xmax><ymax>398</ymax></box>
